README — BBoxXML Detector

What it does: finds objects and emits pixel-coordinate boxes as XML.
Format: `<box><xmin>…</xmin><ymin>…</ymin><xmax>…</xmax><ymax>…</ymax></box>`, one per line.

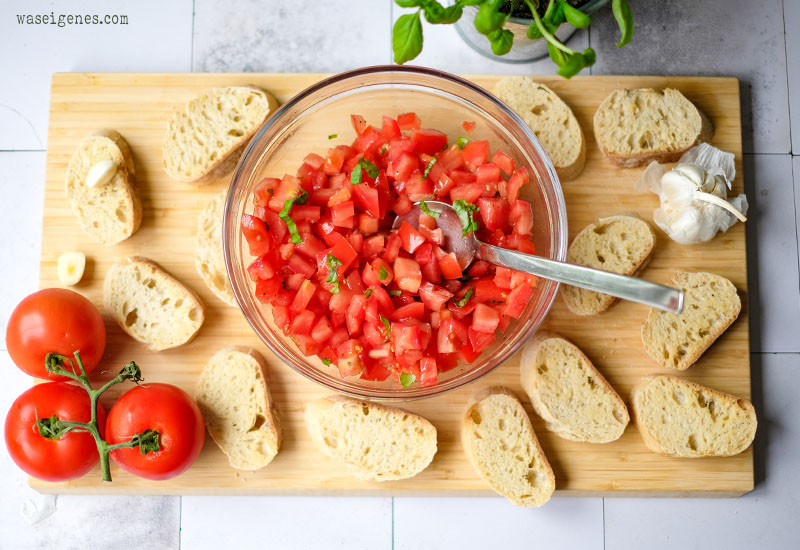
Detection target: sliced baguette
<box><xmin>196</xmin><ymin>190</ymin><xmax>236</xmax><ymax>306</ymax></box>
<box><xmin>103</xmin><ymin>257</ymin><xmax>205</xmax><ymax>351</ymax></box>
<box><xmin>593</xmin><ymin>88</ymin><xmax>713</xmax><ymax>168</ymax></box>
<box><xmin>520</xmin><ymin>331</ymin><xmax>629</xmax><ymax>443</ymax></box>
<box><xmin>642</xmin><ymin>271</ymin><xmax>740</xmax><ymax>370</ymax></box>
<box><xmin>195</xmin><ymin>347</ymin><xmax>281</xmax><ymax>470</ymax></box>
<box><xmin>494</xmin><ymin>77</ymin><xmax>585</xmax><ymax>181</ymax></box>
<box><xmin>461</xmin><ymin>387</ymin><xmax>555</xmax><ymax>507</ymax></box>
<box><xmin>631</xmin><ymin>375</ymin><xmax>756</xmax><ymax>457</ymax></box>
<box><xmin>562</xmin><ymin>215</ymin><xmax>655</xmax><ymax>315</ymax></box>
<box><xmin>65</xmin><ymin>129</ymin><xmax>142</xmax><ymax>245</ymax></box>
<box><xmin>305</xmin><ymin>396</ymin><xmax>437</xmax><ymax>481</ymax></box>
<box><xmin>163</xmin><ymin>86</ymin><xmax>278</xmax><ymax>185</ymax></box>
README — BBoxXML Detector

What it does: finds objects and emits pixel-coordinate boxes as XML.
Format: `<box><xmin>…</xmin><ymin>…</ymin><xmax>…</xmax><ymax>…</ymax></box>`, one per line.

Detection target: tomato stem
<box><xmin>41</xmin><ymin>352</ymin><xmax>159</xmax><ymax>482</ymax></box>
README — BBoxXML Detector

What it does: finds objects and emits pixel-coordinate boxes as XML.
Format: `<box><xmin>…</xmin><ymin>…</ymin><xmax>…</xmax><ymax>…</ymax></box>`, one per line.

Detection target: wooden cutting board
<box><xmin>34</xmin><ymin>73</ymin><xmax>751</xmax><ymax>496</ymax></box>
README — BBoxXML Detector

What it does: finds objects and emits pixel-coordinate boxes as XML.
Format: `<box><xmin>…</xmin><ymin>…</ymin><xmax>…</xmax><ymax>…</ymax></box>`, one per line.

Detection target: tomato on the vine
<box><xmin>6</xmin><ymin>289</ymin><xmax>106</xmax><ymax>380</ymax></box>
<box><xmin>4</xmin><ymin>382</ymin><xmax>106</xmax><ymax>482</ymax></box>
<box><xmin>105</xmin><ymin>383</ymin><xmax>205</xmax><ymax>481</ymax></box>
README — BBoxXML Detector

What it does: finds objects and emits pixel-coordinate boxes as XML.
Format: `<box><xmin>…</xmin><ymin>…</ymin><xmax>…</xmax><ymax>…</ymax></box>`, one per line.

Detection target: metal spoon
<box><xmin>393</xmin><ymin>200</ymin><xmax>684</xmax><ymax>314</ymax></box>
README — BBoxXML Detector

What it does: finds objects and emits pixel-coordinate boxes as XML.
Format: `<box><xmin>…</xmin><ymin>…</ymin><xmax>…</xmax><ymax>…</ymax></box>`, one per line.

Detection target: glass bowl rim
<box><xmin>224</xmin><ymin>64</ymin><xmax>568</xmax><ymax>400</ymax></box>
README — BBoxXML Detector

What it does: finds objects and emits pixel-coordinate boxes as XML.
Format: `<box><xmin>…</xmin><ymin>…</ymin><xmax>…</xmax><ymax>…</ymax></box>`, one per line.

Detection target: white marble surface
<box><xmin>0</xmin><ymin>0</ymin><xmax>798</xmax><ymax>548</ymax></box>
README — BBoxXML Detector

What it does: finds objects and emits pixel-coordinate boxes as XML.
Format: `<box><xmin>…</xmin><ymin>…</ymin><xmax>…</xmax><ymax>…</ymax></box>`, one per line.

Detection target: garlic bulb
<box><xmin>635</xmin><ymin>144</ymin><xmax>748</xmax><ymax>245</ymax></box>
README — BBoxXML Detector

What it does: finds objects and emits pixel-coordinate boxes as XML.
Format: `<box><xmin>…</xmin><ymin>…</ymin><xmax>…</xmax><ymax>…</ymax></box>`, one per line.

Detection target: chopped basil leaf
<box><xmin>421</xmin><ymin>157</ymin><xmax>437</xmax><ymax>179</ymax></box>
<box><xmin>380</xmin><ymin>315</ymin><xmax>391</xmax><ymax>343</ymax></box>
<box><xmin>279</xmin><ymin>189</ymin><xmax>309</xmax><ymax>244</ymax></box>
<box><xmin>389</xmin><ymin>289</ymin><xmax>402</xmax><ymax>297</ymax></box>
<box><xmin>378</xmin><ymin>144</ymin><xmax>389</xmax><ymax>155</ymax></box>
<box><xmin>364</xmin><ymin>287</ymin><xmax>373</xmax><ymax>299</ymax></box>
<box><xmin>456</xmin><ymin>137</ymin><xmax>470</xmax><ymax>150</ymax></box>
<box><xmin>452</xmin><ymin>199</ymin><xmax>480</xmax><ymax>235</ymax></box>
<box><xmin>322</xmin><ymin>358</ymin><xmax>332</xmax><ymax>366</ymax></box>
<box><xmin>419</xmin><ymin>199</ymin><xmax>440</xmax><ymax>219</ymax></box>
<box><xmin>328</xmin><ymin>133</ymin><xmax>337</xmax><ymax>140</ymax></box>
<box><xmin>378</xmin><ymin>265</ymin><xmax>388</xmax><ymax>281</ymax></box>
<box><xmin>350</xmin><ymin>157</ymin><xmax>379</xmax><ymax>184</ymax></box>
<box><xmin>325</xmin><ymin>254</ymin><xmax>343</xmax><ymax>294</ymax></box>
<box><xmin>453</xmin><ymin>285</ymin><xmax>475</xmax><ymax>308</ymax></box>
<box><xmin>400</xmin><ymin>372</ymin><xmax>416</xmax><ymax>387</ymax></box>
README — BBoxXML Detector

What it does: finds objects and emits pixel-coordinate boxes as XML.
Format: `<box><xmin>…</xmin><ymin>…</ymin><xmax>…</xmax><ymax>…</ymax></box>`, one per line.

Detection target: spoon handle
<box><xmin>477</xmin><ymin>243</ymin><xmax>684</xmax><ymax>314</ymax></box>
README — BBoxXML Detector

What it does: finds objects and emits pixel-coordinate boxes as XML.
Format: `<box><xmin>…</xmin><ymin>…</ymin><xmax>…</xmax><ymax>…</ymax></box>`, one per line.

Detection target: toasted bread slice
<box><xmin>520</xmin><ymin>331</ymin><xmax>629</xmax><ymax>443</ymax></box>
<box><xmin>163</xmin><ymin>86</ymin><xmax>278</xmax><ymax>185</ymax></box>
<box><xmin>196</xmin><ymin>190</ymin><xmax>236</xmax><ymax>306</ymax></box>
<box><xmin>563</xmin><ymin>215</ymin><xmax>655</xmax><ymax>315</ymax></box>
<box><xmin>494</xmin><ymin>77</ymin><xmax>585</xmax><ymax>181</ymax></box>
<box><xmin>103</xmin><ymin>257</ymin><xmax>205</xmax><ymax>351</ymax></box>
<box><xmin>305</xmin><ymin>396</ymin><xmax>437</xmax><ymax>481</ymax></box>
<box><xmin>195</xmin><ymin>347</ymin><xmax>281</xmax><ymax>470</ymax></box>
<box><xmin>593</xmin><ymin>88</ymin><xmax>713</xmax><ymax>168</ymax></box>
<box><xmin>642</xmin><ymin>271</ymin><xmax>740</xmax><ymax>370</ymax></box>
<box><xmin>631</xmin><ymin>375</ymin><xmax>756</xmax><ymax>457</ymax></box>
<box><xmin>65</xmin><ymin>129</ymin><xmax>142</xmax><ymax>245</ymax></box>
<box><xmin>461</xmin><ymin>387</ymin><xmax>555</xmax><ymax>507</ymax></box>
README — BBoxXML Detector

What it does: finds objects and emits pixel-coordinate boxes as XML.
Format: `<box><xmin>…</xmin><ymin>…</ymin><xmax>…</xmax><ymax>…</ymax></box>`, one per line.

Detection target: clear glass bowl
<box><xmin>224</xmin><ymin>66</ymin><xmax>567</xmax><ymax>400</ymax></box>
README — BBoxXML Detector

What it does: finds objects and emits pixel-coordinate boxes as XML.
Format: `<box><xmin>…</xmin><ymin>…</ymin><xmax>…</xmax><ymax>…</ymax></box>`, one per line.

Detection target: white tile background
<box><xmin>0</xmin><ymin>1</ymin><xmax>797</xmax><ymax>548</ymax></box>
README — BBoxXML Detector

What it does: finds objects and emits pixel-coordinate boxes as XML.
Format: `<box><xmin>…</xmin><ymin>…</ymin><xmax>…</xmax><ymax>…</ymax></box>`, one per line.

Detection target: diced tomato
<box><xmin>414</xmin><ymin>243</ymin><xmax>434</xmax><ymax>265</ymax></box>
<box><xmin>241</xmin><ymin>214</ymin><xmax>271</xmax><ymax>257</ymax></box>
<box><xmin>462</xmin><ymin>121</ymin><xmax>476</xmax><ymax>133</ymax></box>
<box><xmin>420</xmin><ymin>260</ymin><xmax>441</xmax><ymax>284</ymax></box>
<box><xmin>383</xmin><ymin>232</ymin><xmax>402</xmax><ymax>263</ymax></box>
<box><xmin>390</xmin><ymin>301</ymin><xmax>425</xmax><ymax>321</ymax></box>
<box><xmin>437</xmin><ymin>145</ymin><xmax>464</xmax><ymax>171</ymax></box>
<box><xmin>419</xmin><ymin>282</ymin><xmax>453</xmax><ymax>312</ymax></box>
<box><xmin>303</xmin><ymin>153</ymin><xmax>325</xmax><ymax>170</ymax></box>
<box><xmin>294</xmin><ymin>234</ymin><xmax>326</xmax><ymax>259</ymax></box>
<box><xmin>476</xmin><ymin>163</ymin><xmax>501</xmax><ymax>186</ymax></box>
<box><xmin>325</xmin><ymin>147</ymin><xmax>346</xmax><ymax>175</ymax></box>
<box><xmin>290</xmin><ymin>280</ymin><xmax>317</xmax><ymax>314</ymax></box>
<box><xmin>247</xmin><ymin>254</ymin><xmax>275</xmax><ymax>281</ymax></box>
<box><xmin>254</xmin><ymin>177</ymin><xmax>281</xmax><ymax>206</ymax></box>
<box><xmin>292</xmin><ymin>205</ymin><xmax>321</xmax><ymax>222</ymax></box>
<box><xmin>438</xmin><ymin>253</ymin><xmax>463</xmax><ymax>280</ymax></box>
<box><xmin>405</xmin><ymin>176</ymin><xmax>434</xmax><ymax>202</ymax></box>
<box><xmin>381</xmin><ymin>116</ymin><xmax>402</xmax><ymax>140</ymax></box>
<box><xmin>387</xmin><ymin>152</ymin><xmax>417</xmax><ymax>182</ymax></box>
<box><xmin>371</xmin><ymin>258</ymin><xmax>394</xmax><ymax>285</ymax></box>
<box><xmin>311</xmin><ymin>316</ymin><xmax>334</xmax><ymax>344</ymax></box>
<box><xmin>491</xmin><ymin>150</ymin><xmax>514</xmax><ymax>175</ymax></box>
<box><xmin>397</xmin><ymin>112</ymin><xmax>421</xmax><ymax>131</ymax></box>
<box><xmin>478</xmin><ymin>198</ymin><xmax>509</xmax><ymax>232</ymax></box>
<box><xmin>351</xmin><ymin>114</ymin><xmax>368</xmax><ymax>135</ymax></box>
<box><xmin>449</xmin><ymin>183</ymin><xmax>483</xmax><ymax>204</ymax></box>
<box><xmin>393</xmin><ymin>257</ymin><xmax>422</xmax><ymax>294</ymax></box>
<box><xmin>468</xmin><ymin>326</ymin><xmax>496</xmax><ymax>353</ymax></box>
<box><xmin>328</xmin><ymin>238</ymin><xmax>358</xmax><ymax>272</ymax></box>
<box><xmin>346</xmin><ymin>294</ymin><xmax>367</xmax><ymax>336</ymax></box>
<box><xmin>336</xmin><ymin>339</ymin><xmax>364</xmax><ymax>377</ymax></box>
<box><xmin>504</xmin><ymin>283</ymin><xmax>534</xmax><ymax>319</ymax></box>
<box><xmin>509</xmin><ymin>200</ymin><xmax>533</xmax><ymax>236</ymax></box>
<box><xmin>287</xmin><ymin>254</ymin><xmax>316</xmax><ymax>278</ymax></box>
<box><xmin>351</xmin><ymin>184</ymin><xmax>381</xmax><ymax>218</ymax></box>
<box><xmin>461</xmin><ymin>140</ymin><xmax>489</xmax><ymax>169</ymax></box>
<box><xmin>471</xmin><ymin>303</ymin><xmax>500</xmax><ymax>333</ymax></box>
<box><xmin>437</xmin><ymin>318</ymin><xmax>468</xmax><ymax>354</ymax></box>
<box><xmin>505</xmin><ymin>166</ymin><xmax>530</xmax><ymax>204</ymax></box>
<box><xmin>255</xmin><ymin>277</ymin><xmax>281</xmax><ymax>304</ymax></box>
<box><xmin>269</xmin><ymin>175</ymin><xmax>302</xmax><ymax>212</ymax></box>
<box><xmin>410</xmin><ymin>129</ymin><xmax>448</xmax><ymax>155</ymax></box>
<box><xmin>494</xmin><ymin>267</ymin><xmax>513</xmax><ymax>290</ymax></box>
<box><xmin>291</xmin><ymin>310</ymin><xmax>316</xmax><ymax>335</ymax></box>
<box><xmin>398</xmin><ymin>222</ymin><xmax>426</xmax><ymax>254</ymax></box>
<box><xmin>473</xmin><ymin>278</ymin><xmax>506</xmax><ymax>303</ymax></box>
<box><xmin>466</xmin><ymin>260</ymin><xmax>489</xmax><ymax>278</ymax></box>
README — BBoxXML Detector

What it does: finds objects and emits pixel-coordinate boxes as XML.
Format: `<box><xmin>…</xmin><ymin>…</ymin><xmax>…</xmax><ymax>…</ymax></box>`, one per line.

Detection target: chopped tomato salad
<box><xmin>242</xmin><ymin>113</ymin><xmax>538</xmax><ymax>388</ymax></box>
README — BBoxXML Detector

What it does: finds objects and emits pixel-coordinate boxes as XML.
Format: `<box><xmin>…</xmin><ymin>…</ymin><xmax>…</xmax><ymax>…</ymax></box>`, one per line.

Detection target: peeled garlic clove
<box><xmin>85</xmin><ymin>159</ymin><xmax>117</xmax><ymax>188</ymax></box>
<box><xmin>57</xmin><ymin>251</ymin><xmax>86</xmax><ymax>286</ymax></box>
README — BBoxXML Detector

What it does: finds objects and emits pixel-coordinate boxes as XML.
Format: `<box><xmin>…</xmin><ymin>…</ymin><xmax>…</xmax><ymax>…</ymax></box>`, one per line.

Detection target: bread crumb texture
<box><xmin>632</xmin><ymin>375</ymin><xmax>756</xmax><ymax>457</ymax></box>
<box><xmin>462</xmin><ymin>389</ymin><xmax>554</xmax><ymax>507</ymax></box>
<box><xmin>196</xmin><ymin>190</ymin><xmax>236</xmax><ymax>306</ymax></box>
<box><xmin>642</xmin><ymin>271</ymin><xmax>740</xmax><ymax>370</ymax></box>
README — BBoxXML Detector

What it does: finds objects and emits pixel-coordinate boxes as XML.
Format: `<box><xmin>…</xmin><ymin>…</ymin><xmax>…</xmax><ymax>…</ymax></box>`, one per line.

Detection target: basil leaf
<box><xmin>351</xmin><ymin>157</ymin><xmax>379</xmax><ymax>185</ymax></box>
<box><xmin>378</xmin><ymin>265</ymin><xmax>388</xmax><ymax>281</ymax></box>
<box><xmin>456</xmin><ymin>137</ymin><xmax>470</xmax><ymax>150</ymax></box>
<box><xmin>395</xmin><ymin>0</ymin><xmax>422</xmax><ymax>7</ymax></box>
<box><xmin>612</xmin><ymin>0</ymin><xmax>634</xmax><ymax>47</ymax></box>
<box><xmin>380</xmin><ymin>315</ymin><xmax>391</xmax><ymax>343</ymax></box>
<box><xmin>488</xmin><ymin>28</ymin><xmax>513</xmax><ymax>56</ymax></box>
<box><xmin>326</xmin><ymin>254</ymin><xmax>343</xmax><ymax>294</ymax></box>
<box><xmin>393</xmin><ymin>12</ymin><xmax>424</xmax><ymax>65</ymax></box>
<box><xmin>453</xmin><ymin>285</ymin><xmax>475</xmax><ymax>308</ymax></box>
<box><xmin>419</xmin><ymin>200</ymin><xmax>440</xmax><ymax>219</ymax></box>
<box><xmin>432</xmin><ymin>3</ymin><xmax>463</xmax><ymax>24</ymax></box>
<box><xmin>322</xmin><ymin>358</ymin><xmax>332</xmax><ymax>366</ymax></box>
<box><xmin>421</xmin><ymin>157</ymin><xmax>437</xmax><ymax>179</ymax></box>
<box><xmin>474</xmin><ymin>0</ymin><xmax>506</xmax><ymax>35</ymax></box>
<box><xmin>328</xmin><ymin>133</ymin><xmax>337</xmax><ymax>140</ymax></box>
<box><xmin>278</xmin><ymin>189</ymin><xmax>309</xmax><ymax>244</ymax></box>
<box><xmin>560</xmin><ymin>1</ymin><xmax>591</xmax><ymax>29</ymax></box>
<box><xmin>452</xmin><ymin>199</ymin><xmax>480</xmax><ymax>235</ymax></box>
<box><xmin>389</xmin><ymin>290</ymin><xmax>403</xmax><ymax>297</ymax></box>
<box><xmin>364</xmin><ymin>287</ymin><xmax>373</xmax><ymax>299</ymax></box>
<box><xmin>400</xmin><ymin>372</ymin><xmax>416</xmax><ymax>387</ymax></box>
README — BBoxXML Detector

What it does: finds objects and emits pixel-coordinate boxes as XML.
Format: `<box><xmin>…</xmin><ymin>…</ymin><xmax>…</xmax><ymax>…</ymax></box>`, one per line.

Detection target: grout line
<box><xmin>782</xmin><ymin>0</ymin><xmax>794</xmax><ymax>153</ymax></box>
<box><xmin>602</xmin><ymin>498</ymin><xmax>606</xmax><ymax>550</ymax></box>
<box><xmin>391</xmin><ymin>497</ymin><xmax>395</xmax><ymax>550</ymax></box>
<box><xmin>0</xmin><ymin>149</ymin><xmax>45</xmax><ymax>153</ymax></box>
<box><xmin>178</xmin><ymin>495</ymin><xmax>183</xmax><ymax>549</ymax></box>
<box><xmin>388</xmin><ymin>0</ymin><xmax>394</xmax><ymax>64</ymax></box>
<box><xmin>190</xmin><ymin>0</ymin><xmax>196</xmax><ymax>71</ymax></box>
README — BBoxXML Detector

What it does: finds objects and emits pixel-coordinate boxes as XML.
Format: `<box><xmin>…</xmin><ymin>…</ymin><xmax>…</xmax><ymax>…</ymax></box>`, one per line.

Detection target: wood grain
<box><xmin>32</xmin><ymin>73</ymin><xmax>752</xmax><ymax>496</ymax></box>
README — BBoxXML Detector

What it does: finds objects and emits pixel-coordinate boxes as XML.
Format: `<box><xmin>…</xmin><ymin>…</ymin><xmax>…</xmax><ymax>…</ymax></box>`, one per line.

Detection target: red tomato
<box><xmin>106</xmin><ymin>384</ymin><xmax>204</xmax><ymax>481</ymax></box>
<box><xmin>397</xmin><ymin>112</ymin><xmax>421</xmax><ymax>131</ymax></box>
<box><xmin>462</xmin><ymin>121</ymin><xmax>476</xmax><ymax>133</ymax></box>
<box><xmin>351</xmin><ymin>114</ymin><xmax>368</xmax><ymax>135</ymax></box>
<box><xmin>393</xmin><ymin>257</ymin><xmax>422</xmax><ymax>294</ymax></box>
<box><xmin>6</xmin><ymin>289</ymin><xmax>106</xmax><ymax>380</ymax></box>
<box><xmin>461</xmin><ymin>140</ymin><xmax>489</xmax><ymax>168</ymax></box>
<box><xmin>491</xmin><ymin>150</ymin><xmax>515</xmax><ymax>174</ymax></box>
<box><xmin>4</xmin><ymin>382</ymin><xmax>106</xmax><ymax>482</ymax></box>
<box><xmin>410</xmin><ymin>129</ymin><xmax>448</xmax><ymax>155</ymax></box>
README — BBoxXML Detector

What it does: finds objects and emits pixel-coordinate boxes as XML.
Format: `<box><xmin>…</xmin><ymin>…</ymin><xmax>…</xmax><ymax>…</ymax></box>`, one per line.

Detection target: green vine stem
<box><xmin>36</xmin><ymin>352</ymin><xmax>160</xmax><ymax>482</ymax></box>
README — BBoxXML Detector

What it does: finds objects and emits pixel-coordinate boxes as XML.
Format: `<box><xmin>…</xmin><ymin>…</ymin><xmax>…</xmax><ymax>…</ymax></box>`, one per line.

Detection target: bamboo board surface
<box><xmin>34</xmin><ymin>73</ymin><xmax>751</xmax><ymax>496</ymax></box>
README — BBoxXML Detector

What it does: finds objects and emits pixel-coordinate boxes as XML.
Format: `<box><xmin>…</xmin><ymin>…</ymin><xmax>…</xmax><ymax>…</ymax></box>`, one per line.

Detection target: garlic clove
<box><xmin>85</xmin><ymin>159</ymin><xmax>117</xmax><ymax>188</ymax></box>
<box><xmin>673</xmin><ymin>164</ymin><xmax>705</xmax><ymax>186</ymax></box>
<box><xmin>57</xmin><ymin>251</ymin><xmax>86</xmax><ymax>286</ymax></box>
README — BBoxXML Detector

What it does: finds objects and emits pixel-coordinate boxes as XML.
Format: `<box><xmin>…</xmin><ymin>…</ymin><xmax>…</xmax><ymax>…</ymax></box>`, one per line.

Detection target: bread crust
<box><xmin>520</xmin><ymin>331</ymin><xmax>629</xmax><ymax>443</ymax></box>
